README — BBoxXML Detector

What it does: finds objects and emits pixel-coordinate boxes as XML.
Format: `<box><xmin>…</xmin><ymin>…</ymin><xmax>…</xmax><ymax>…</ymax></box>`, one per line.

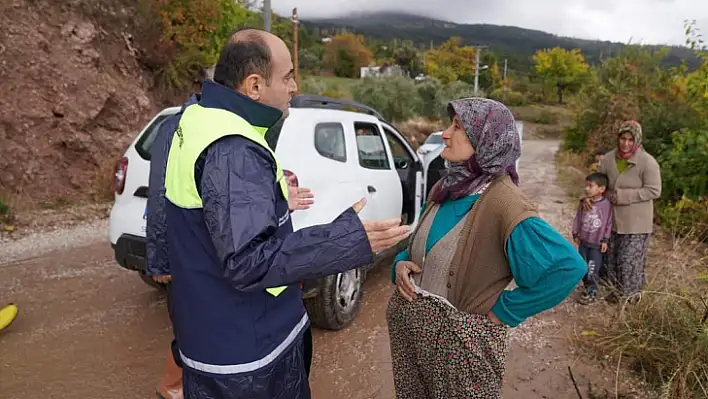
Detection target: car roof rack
<box><xmin>290</xmin><ymin>95</ymin><xmax>385</xmax><ymax>120</ymax></box>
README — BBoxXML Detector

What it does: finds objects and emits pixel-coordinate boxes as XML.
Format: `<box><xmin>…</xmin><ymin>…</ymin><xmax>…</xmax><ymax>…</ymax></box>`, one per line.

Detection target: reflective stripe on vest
<box><xmin>164</xmin><ymin>104</ymin><xmax>288</xmax><ymax>297</ymax></box>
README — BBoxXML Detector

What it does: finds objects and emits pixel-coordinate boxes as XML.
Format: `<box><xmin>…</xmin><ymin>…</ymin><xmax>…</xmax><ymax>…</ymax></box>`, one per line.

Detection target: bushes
<box><xmin>352</xmin><ymin>77</ymin><xmax>421</xmax><ymax>122</ymax></box>
<box><xmin>488</xmin><ymin>88</ymin><xmax>528</xmax><ymax>106</ymax></box>
<box><xmin>348</xmin><ymin>76</ymin><xmax>489</xmax><ymax>122</ymax></box>
<box><xmin>299</xmin><ymin>76</ymin><xmax>350</xmax><ymax>99</ymax></box>
<box><xmin>593</xmin><ymin>289</ymin><xmax>708</xmax><ymax>398</ymax></box>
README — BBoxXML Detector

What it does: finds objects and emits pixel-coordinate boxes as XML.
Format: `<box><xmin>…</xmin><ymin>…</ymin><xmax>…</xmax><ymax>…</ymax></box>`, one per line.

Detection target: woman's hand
<box><xmin>580</xmin><ymin>197</ymin><xmax>594</xmax><ymax>211</ymax></box>
<box><xmin>395</xmin><ymin>261</ymin><xmax>422</xmax><ymax>301</ymax></box>
<box><xmin>486</xmin><ymin>311</ymin><xmax>504</xmax><ymax>326</ymax></box>
<box><xmin>609</xmin><ymin>191</ymin><xmax>618</xmax><ymax>205</ymax></box>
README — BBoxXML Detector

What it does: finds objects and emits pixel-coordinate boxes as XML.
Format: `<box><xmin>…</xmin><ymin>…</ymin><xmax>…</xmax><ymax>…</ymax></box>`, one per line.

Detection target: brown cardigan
<box><xmin>598</xmin><ymin>149</ymin><xmax>661</xmax><ymax>234</ymax></box>
<box><xmin>415</xmin><ymin>175</ymin><xmax>538</xmax><ymax>315</ymax></box>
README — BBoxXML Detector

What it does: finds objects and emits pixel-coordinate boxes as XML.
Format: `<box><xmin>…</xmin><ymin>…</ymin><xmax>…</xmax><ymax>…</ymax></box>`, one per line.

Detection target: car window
<box><xmin>354</xmin><ymin>122</ymin><xmax>390</xmax><ymax>170</ymax></box>
<box><xmin>134</xmin><ymin>113</ymin><xmax>173</xmax><ymax>161</ymax></box>
<box><xmin>383</xmin><ymin>127</ymin><xmax>413</xmax><ymax>169</ymax></box>
<box><xmin>314</xmin><ymin>123</ymin><xmax>347</xmax><ymax>162</ymax></box>
<box><xmin>425</xmin><ymin>134</ymin><xmax>443</xmax><ymax>145</ymax></box>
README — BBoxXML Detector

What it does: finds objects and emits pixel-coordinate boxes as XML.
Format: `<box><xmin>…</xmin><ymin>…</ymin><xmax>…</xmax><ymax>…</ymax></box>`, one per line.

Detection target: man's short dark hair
<box><xmin>586</xmin><ymin>172</ymin><xmax>609</xmax><ymax>188</ymax></box>
<box><xmin>595</xmin><ymin>148</ymin><xmax>608</xmax><ymax>156</ymax></box>
<box><xmin>213</xmin><ymin>28</ymin><xmax>272</xmax><ymax>89</ymax></box>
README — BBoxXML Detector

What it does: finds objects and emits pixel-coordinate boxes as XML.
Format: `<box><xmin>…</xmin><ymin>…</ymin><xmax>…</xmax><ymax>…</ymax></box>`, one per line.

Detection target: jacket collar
<box><xmin>198</xmin><ymin>80</ymin><xmax>283</xmax><ymax>130</ymax></box>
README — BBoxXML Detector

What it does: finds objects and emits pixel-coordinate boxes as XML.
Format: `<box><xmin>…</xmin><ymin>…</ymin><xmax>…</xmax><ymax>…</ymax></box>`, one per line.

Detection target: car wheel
<box><xmin>139</xmin><ymin>273</ymin><xmax>167</xmax><ymax>290</ymax></box>
<box><xmin>304</xmin><ymin>267</ymin><xmax>366</xmax><ymax>331</ymax></box>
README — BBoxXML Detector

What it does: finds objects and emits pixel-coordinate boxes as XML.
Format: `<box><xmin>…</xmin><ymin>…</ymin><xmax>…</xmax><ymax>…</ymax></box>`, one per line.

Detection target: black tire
<box><xmin>139</xmin><ymin>273</ymin><xmax>167</xmax><ymax>290</ymax></box>
<box><xmin>304</xmin><ymin>267</ymin><xmax>366</xmax><ymax>331</ymax></box>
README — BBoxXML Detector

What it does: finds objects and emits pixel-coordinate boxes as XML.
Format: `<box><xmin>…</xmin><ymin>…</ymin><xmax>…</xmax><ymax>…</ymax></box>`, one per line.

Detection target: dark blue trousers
<box><xmin>578</xmin><ymin>242</ymin><xmax>604</xmax><ymax>296</ymax></box>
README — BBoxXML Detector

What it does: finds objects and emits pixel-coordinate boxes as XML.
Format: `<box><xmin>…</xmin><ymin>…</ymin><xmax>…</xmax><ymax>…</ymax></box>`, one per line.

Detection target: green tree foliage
<box><xmin>424</xmin><ymin>37</ymin><xmax>478</xmax><ymax>84</ymax></box>
<box><xmin>392</xmin><ymin>42</ymin><xmax>423</xmax><ymax>77</ymax></box>
<box><xmin>323</xmin><ymin>33</ymin><xmax>374</xmax><ymax>78</ymax></box>
<box><xmin>532</xmin><ymin>47</ymin><xmax>590</xmax><ymax>104</ymax></box>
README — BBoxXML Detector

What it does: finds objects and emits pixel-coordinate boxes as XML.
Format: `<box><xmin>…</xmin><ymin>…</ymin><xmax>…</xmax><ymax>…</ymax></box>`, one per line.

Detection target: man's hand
<box><xmin>394</xmin><ymin>261</ymin><xmax>421</xmax><ymax>301</ymax></box>
<box><xmin>573</xmin><ymin>237</ymin><xmax>581</xmax><ymax>247</ymax></box>
<box><xmin>580</xmin><ymin>197</ymin><xmax>593</xmax><ymax>211</ymax></box>
<box><xmin>287</xmin><ymin>175</ymin><xmax>315</xmax><ymax>212</ymax></box>
<box><xmin>152</xmin><ymin>275</ymin><xmax>171</xmax><ymax>284</ymax></box>
<box><xmin>352</xmin><ymin>198</ymin><xmax>410</xmax><ymax>253</ymax></box>
<box><xmin>601</xmin><ymin>242</ymin><xmax>608</xmax><ymax>253</ymax></box>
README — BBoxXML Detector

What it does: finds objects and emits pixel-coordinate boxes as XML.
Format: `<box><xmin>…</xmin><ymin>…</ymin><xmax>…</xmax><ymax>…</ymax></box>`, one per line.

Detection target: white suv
<box><xmin>108</xmin><ymin>96</ymin><xmax>448</xmax><ymax>330</ymax></box>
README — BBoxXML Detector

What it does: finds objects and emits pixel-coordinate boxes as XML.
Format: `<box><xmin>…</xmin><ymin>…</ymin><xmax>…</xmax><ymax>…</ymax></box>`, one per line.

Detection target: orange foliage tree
<box><xmin>324</xmin><ymin>33</ymin><xmax>374</xmax><ymax>78</ymax></box>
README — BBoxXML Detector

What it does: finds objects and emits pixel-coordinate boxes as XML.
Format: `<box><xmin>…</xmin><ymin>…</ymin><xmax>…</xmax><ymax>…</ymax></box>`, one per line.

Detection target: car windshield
<box><xmin>425</xmin><ymin>134</ymin><xmax>443</xmax><ymax>145</ymax></box>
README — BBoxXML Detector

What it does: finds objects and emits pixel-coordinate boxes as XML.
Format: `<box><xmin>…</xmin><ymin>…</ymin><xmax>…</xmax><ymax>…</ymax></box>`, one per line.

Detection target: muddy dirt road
<box><xmin>0</xmin><ymin>140</ymin><xmax>610</xmax><ymax>399</ymax></box>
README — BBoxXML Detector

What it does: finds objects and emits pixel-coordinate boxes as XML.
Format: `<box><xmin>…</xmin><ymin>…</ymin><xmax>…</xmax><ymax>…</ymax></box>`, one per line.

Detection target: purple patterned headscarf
<box><xmin>429</xmin><ymin>98</ymin><xmax>521</xmax><ymax>203</ymax></box>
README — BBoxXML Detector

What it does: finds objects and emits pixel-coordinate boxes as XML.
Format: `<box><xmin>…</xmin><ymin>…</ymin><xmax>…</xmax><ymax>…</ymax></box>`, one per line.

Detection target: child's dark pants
<box><xmin>578</xmin><ymin>242</ymin><xmax>604</xmax><ymax>296</ymax></box>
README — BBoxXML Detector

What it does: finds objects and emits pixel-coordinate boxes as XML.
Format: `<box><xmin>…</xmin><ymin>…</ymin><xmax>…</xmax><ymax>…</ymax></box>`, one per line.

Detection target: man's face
<box><xmin>259</xmin><ymin>38</ymin><xmax>297</xmax><ymax>118</ymax></box>
<box><xmin>595</xmin><ymin>154</ymin><xmax>604</xmax><ymax>163</ymax></box>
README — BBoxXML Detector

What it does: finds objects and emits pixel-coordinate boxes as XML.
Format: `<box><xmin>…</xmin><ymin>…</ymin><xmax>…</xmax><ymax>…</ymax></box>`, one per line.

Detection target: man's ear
<box><xmin>240</xmin><ymin>74</ymin><xmax>262</xmax><ymax>101</ymax></box>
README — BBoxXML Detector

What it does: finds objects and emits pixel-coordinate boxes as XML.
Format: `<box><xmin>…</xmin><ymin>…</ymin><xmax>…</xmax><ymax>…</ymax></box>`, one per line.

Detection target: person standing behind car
<box><xmin>163</xmin><ymin>28</ymin><xmax>409</xmax><ymax>399</ymax></box>
<box><xmin>146</xmin><ymin>92</ymin><xmax>199</xmax><ymax>399</ymax></box>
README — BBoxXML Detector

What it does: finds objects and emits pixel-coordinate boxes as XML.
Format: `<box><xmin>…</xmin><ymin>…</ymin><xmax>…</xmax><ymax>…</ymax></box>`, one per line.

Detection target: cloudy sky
<box><xmin>271</xmin><ymin>0</ymin><xmax>708</xmax><ymax>46</ymax></box>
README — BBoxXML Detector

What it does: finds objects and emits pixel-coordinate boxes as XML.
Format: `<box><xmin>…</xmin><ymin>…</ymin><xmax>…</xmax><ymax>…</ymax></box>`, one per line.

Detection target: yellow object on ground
<box><xmin>0</xmin><ymin>303</ymin><xmax>18</xmax><ymax>331</ymax></box>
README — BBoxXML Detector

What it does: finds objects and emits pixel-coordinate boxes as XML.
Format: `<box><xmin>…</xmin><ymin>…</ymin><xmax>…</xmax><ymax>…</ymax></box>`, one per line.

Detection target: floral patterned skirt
<box><xmin>386</xmin><ymin>290</ymin><xmax>508</xmax><ymax>399</ymax></box>
<box><xmin>606</xmin><ymin>232</ymin><xmax>650</xmax><ymax>297</ymax></box>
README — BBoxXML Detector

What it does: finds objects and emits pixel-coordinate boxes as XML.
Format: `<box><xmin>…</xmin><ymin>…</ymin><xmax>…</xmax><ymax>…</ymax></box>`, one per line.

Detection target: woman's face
<box><xmin>618</xmin><ymin>132</ymin><xmax>635</xmax><ymax>153</ymax></box>
<box><xmin>441</xmin><ymin>115</ymin><xmax>475</xmax><ymax>162</ymax></box>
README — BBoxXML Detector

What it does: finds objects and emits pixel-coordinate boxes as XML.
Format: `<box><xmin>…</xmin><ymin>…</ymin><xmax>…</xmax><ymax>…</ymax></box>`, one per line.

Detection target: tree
<box><xmin>424</xmin><ymin>37</ymin><xmax>477</xmax><ymax>84</ymax></box>
<box><xmin>532</xmin><ymin>47</ymin><xmax>590</xmax><ymax>104</ymax></box>
<box><xmin>392</xmin><ymin>42</ymin><xmax>422</xmax><ymax>77</ymax></box>
<box><xmin>323</xmin><ymin>33</ymin><xmax>374</xmax><ymax>78</ymax></box>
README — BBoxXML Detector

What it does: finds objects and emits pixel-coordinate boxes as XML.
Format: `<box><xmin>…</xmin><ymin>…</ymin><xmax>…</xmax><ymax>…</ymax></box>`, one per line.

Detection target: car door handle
<box><xmin>367</xmin><ymin>185</ymin><xmax>377</xmax><ymax>193</ymax></box>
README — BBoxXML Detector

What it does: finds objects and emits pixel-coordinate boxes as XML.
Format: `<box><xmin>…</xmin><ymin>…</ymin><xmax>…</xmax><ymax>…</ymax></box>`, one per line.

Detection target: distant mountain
<box><xmin>303</xmin><ymin>12</ymin><xmax>699</xmax><ymax>72</ymax></box>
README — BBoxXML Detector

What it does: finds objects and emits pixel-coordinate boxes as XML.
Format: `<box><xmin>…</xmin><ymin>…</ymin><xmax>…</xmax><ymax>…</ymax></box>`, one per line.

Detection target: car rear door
<box><xmin>351</xmin><ymin>121</ymin><xmax>402</xmax><ymax>222</ymax></box>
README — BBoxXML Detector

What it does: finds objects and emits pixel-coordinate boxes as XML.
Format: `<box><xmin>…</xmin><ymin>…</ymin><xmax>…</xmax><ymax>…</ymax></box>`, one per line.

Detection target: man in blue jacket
<box><xmin>162</xmin><ymin>28</ymin><xmax>409</xmax><ymax>399</ymax></box>
<box><xmin>147</xmin><ymin>95</ymin><xmax>315</xmax><ymax>399</ymax></box>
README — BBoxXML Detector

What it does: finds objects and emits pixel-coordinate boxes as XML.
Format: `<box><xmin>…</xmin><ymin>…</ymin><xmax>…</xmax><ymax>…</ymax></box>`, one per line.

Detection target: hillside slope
<box><xmin>0</xmin><ymin>0</ymin><xmax>158</xmax><ymax>210</ymax></box>
<box><xmin>304</xmin><ymin>12</ymin><xmax>698</xmax><ymax>71</ymax></box>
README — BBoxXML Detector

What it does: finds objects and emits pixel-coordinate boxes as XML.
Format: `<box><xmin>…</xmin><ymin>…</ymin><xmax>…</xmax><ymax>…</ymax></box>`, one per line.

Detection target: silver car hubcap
<box><xmin>335</xmin><ymin>269</ymin><xmax>361</xmax><ymax>313</ymax></box>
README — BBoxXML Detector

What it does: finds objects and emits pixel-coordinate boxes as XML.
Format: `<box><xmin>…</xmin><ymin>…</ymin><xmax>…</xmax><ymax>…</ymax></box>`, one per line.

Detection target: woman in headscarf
<box><xmin>596</xmin><ymin>121</ymin><xmax>661</xmax><ymax>303</ymax></box>
<box><xmin>386</xmin><ymin>98</ymin><xmax>586</xmax><ymax>399</ymax></box>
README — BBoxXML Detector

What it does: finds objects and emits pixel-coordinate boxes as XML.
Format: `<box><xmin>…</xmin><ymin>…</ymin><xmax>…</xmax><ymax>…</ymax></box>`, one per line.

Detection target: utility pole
<box><xmin>503</xmin><ymin>58</ymin><xmax>508</xmax><ymax>82</ymax></box>
<box><xmin>292</xmin><ymin>7</ymin><xmax>299</xmax><ymax>92</ymax></box>
<box><xmin>473</xmin><ymin>47</ymin><xmax>481</xmax><ymax>95</ymax></box>
<box><xmin>502</xmin><ymin>58</ymin><xmax>508</xmax><ymax>102</ymax></box>
<box><xmin>263</xmin><ymin>0</ymin><xmax>272</xmax><ymax>32</ymax></box>
<box><xmin>472</xmin><ymin>45</ymin><xmax>488</xmax><ymax>95</ymax></box>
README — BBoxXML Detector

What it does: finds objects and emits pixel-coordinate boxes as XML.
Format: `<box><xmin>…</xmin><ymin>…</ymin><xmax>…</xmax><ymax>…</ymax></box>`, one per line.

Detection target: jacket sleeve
<box><xmin>491</xmin><ymin>217</ymin><xmax>586</xmax><ymax>327</ymax></box>
<box><xmin>200</xmin><ymin>136</ymin><xmax>374</xmax><ymax>291</ymax></box>
<box><xmin>615</xmin><ymin>155</ymin><xmax>662</xmax><ymax>205</ymax></box>
<box><xmin>145</xmin><ymin>115</ymin><xmax>179</xmax><ymax>276</ymax></box>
